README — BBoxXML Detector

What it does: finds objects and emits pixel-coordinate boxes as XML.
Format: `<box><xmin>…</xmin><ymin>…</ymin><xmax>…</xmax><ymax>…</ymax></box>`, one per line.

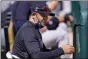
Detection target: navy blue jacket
<box><xmin>12</xmin><ymin>21</ymin><xmax>64</xmax><ymax>59</ymax></box>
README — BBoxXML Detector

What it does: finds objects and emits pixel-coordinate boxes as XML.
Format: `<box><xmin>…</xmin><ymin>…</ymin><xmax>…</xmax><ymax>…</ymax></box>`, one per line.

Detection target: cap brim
<box><xmin>48</xmin><ymin>13</ymin><xmax>55</xmax><ymax>16</ymax></box>
<box><xmin>31</xmin><ymin>10</ymin><xmax>55</xmax><ymax>16</ymax></box>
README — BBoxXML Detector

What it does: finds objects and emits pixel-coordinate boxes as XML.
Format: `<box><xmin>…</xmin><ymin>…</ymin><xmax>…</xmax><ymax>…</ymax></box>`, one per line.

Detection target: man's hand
<box><xmin>61</xmin><ymin>44</ymin><xmax>75</xmax><ymax>54</ymax></box>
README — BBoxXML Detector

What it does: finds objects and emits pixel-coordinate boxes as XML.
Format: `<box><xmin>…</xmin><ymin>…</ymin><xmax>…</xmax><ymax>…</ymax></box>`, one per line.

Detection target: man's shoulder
<box><xmin>16</xmin><ymin>21</ymin><xmax>35</xmax><ymax>37</ymax></box>
<box><xmin>21</xmin><ymin>21</ymin><xmax>33</xmax><ymax>28</ymax></box>
<box><xmin>17</xmin><ymin>21</ymin><xmax>33</xmax><ymax>33</ymax></box>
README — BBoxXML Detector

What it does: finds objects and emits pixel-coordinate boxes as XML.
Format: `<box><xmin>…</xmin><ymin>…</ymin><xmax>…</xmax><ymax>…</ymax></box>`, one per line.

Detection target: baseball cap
<box><xmin>46</xmin><ymin>17</ymin><xmax>59</xmax><ymax>30</ymax></box>
<box><xmin>30</xmin><ymin>7</ymin><xmax>55</xmax><ymax>16</ymax></box>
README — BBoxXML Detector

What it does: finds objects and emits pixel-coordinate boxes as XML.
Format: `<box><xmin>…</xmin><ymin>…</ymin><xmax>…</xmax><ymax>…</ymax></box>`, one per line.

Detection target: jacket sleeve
<box><xmin>12</xmin><ymin>2</ymin><xmax>20</xmax><ymax>20</ymax></box>
<box><xmin>22</xmin><ymin>27</ymin><xmax>64</xmax><ymax>58</ymax></box>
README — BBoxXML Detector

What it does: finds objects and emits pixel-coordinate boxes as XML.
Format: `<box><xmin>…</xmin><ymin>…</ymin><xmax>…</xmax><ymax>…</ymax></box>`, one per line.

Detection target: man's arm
<box><xmin>12</xmin><ymin>2</ymin><xmax>20</xmax><ymax>20</ymax></box>
<box><xmin>22</xmin><ymin>27</ymin><xmax>64</xmax><ymax>58</ymax></box>
<box><xmin>46</xmin><ymin>1</ymin><xmax>58</xmax><ymax>11</ymax></box>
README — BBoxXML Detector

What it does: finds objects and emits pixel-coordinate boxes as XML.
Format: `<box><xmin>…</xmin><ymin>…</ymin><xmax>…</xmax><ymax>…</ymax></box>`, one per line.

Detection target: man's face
<box><xmin>36</xmin><ymin>13</ymin><xmax>48</xmax><ymax>26</ymax></box>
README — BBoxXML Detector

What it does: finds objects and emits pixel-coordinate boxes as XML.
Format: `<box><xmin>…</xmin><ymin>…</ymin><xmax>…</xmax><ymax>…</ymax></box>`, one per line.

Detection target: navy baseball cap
<box><xmin>31</xmin><ymin>7</ymin><xmax>55</xmax><ymax>16</ymax></box>
<box><xmin>46</xmin><ymin>17</ymin><xmax>59</xmax><ymax>30</ymax></box>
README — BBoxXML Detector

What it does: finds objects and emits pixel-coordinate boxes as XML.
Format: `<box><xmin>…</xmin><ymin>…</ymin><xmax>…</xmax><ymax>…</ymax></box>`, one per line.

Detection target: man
<box><xmin>41</xmin><ymin>14</ymin><xmax>74</xmax><ymax>58</ymax></box>
<box><xmin>8</xmin><ymin>1</ymin><xmax>60</xmax><ymax>52</ymax></box>
<box><xmin>12</xmin><ymin>7</ymin><xmax>75</xmax><ymax>59</ymax></box>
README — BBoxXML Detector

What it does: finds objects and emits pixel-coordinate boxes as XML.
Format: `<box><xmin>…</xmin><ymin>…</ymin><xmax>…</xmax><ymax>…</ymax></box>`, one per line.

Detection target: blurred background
<box><xmin>1</xmin><ymin>1</ymin><xmax>88</xmax><ymax>59</ymax></box>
